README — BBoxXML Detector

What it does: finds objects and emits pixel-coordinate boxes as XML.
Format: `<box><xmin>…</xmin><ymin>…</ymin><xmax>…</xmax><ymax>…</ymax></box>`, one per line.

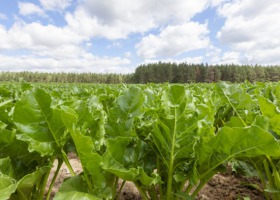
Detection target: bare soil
<box><xmin>46</xmin><ymin>154</ymin><xmax>265</xmax><ymax>200</ymax></box>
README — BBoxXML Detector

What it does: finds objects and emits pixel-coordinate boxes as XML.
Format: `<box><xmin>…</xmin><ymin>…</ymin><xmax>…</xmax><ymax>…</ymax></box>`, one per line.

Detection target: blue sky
<box><xmin>0</xmin><ymin>0</ymin><xmax>279</xmax><ymax>73</ymax></box>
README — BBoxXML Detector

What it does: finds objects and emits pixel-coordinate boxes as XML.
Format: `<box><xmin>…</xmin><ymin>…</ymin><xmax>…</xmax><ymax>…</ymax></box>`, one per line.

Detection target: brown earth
<box><xmin>46</xmin><ymin>154</ymin><xmax>265</xmax><ymax>200</ymax></box>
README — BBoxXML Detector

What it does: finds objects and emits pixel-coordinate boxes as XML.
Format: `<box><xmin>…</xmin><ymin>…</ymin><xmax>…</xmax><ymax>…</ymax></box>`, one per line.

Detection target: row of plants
<box><xmin>0</xmin><ymin>81</ymin><xmax>280</xmax><ymax>200</ymax></box>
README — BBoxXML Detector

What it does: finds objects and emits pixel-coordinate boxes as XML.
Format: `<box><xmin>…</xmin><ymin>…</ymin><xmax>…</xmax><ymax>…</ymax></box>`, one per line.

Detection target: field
<box><xmin>1</xmin><ymin>81</ymin><xmax>280</xmax><ymax>200</ymax></box>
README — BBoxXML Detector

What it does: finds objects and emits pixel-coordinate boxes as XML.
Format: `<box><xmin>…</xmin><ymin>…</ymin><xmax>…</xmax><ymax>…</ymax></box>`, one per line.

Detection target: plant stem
<box><xmin>166</xmin><ymin>163</ymin><xmax>174</xmax><ymax>199</ymax></box>
<box><xmin>191</xmin><ymin>171</ymin><xmax>215</xmax><ymax>199</ymax></box>
<box><xmin>134</xmin><ymin>182</ymin><xmax>149</xmax><ymax>200</ymax></box>
<box><xmin>61</xmin><ymin>150</ymin><xmax>75</xmax><ymax>176</ymax></box>
<box><xmin>36</xmin><ymin>158</ymin><xmax>54</xmax><ymax>200</ymax></box>
<box><xmin>250</xmin><ymin>158</ymin><xmax>270</xmax><ymax>200</ymax></box>
<box><xmin>266</xmin><ymin>156</ymin><xmax>280</xmax><ymax>199</ymax></box>
<box><xmin>45</xmin><ymin>158</ymin><xmax>63</xmax><ymax>200</ymax></box>
<box><xmin>184</xmin><ymin>182</ymin><xmax>193</xmax><ymax>194</ymax></box>
<box><xmin>116</xmin><ymin>180</ymin><xmax>126</xmax><ymax>200</ymax></box>
<box><xmin>263</xmin><ymin>158</ymin><xmax>277</xmax><ymax>200</ymax></box>
<box><xmin>111</xmin><ymin>177</ymin><xmax>119</xmax><ymax>199</ymax></box>
<box><xmin>191</xmin><ymin>179</ymin><xmax>207</xmax><ymax>198</ymax></box>
<box><xmin>156</xmin><ymin>157</ymin><xmax>164</xmax><ymax>199</ymax></box>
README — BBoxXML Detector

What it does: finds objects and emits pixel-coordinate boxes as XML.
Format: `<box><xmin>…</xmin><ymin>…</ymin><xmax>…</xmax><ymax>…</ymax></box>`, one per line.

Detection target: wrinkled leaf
<box><xmin>196</xmin><ymin>124</ymin><xmax>280</xmax><ymax>180</ymax></box>
<box><xmin>61</xmin><ymin>108</ymin><xmax>108</xmax><ymax>190</ymax></box>
<box><xmin>103</xmin><ymin>137</ymin><xmax>160</xmax><ymax>186</ymax></box>
<box><xmin>0</xmin><ymin>173</ymin><xmax>17</xmax><ymax>200</ymax></box>
<box><xmin>106</xmin><ymin>86</ymin><xmax>144</xmax><ymax>138</ymax></box>
<box><xmin>10</xmin><ymin>166</ymin><xmax>49</xmax><ymax>200</ymax></box>
<box><xmin>258</xmin><ymin>96</ymin><xmax>280</xmax><ymax>136</ymax></box>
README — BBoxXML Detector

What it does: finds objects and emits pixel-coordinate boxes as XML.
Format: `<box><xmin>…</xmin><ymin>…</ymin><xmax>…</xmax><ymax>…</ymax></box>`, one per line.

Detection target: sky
<box><xmin>0</xmin><ymin>0</ymin><xmax>279</xmax><ymax>73</ymax></box>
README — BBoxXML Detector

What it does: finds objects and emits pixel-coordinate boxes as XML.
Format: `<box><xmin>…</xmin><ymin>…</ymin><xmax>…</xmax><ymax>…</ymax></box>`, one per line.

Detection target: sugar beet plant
<box><xmin>1</xmin><ymin>82</ymin><xmax>280</xmax><ymax>200</ymax></box>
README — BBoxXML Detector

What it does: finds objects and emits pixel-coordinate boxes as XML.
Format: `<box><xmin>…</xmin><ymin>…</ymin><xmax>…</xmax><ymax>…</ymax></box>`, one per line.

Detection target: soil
<box><xmin>46</xmin><ymin>154</ymin><xmax>265</xmax><ymax>200</ymax></box>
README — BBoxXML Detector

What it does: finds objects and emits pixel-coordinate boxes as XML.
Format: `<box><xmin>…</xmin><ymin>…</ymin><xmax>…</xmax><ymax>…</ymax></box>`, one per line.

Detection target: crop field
<box><xmin>0</xmin><ymin>81</ymin><xmax>280</xmax><ymax>200</ymax></box>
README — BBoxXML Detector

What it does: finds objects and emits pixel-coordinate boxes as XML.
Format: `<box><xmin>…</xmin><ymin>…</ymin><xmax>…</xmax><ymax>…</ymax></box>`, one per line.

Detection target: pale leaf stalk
<box><xmin>46</xmin><ymin>158</ymin><xmax>63</xmax><ymax>200</ymax></box>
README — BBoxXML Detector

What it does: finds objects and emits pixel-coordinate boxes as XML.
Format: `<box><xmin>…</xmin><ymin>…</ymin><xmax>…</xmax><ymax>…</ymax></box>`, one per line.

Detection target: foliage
<box><xmin>0</xmin><ymin>81</ymin><xmax>280</xmax><ymax>199</ymax></box>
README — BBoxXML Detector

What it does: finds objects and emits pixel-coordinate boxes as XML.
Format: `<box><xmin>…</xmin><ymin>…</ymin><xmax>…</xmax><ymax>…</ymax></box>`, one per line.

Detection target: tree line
<box><xmin>0</xmin><ymin>71</ymin><xmax>133</xmax><ymax>83</ymax></box>
<box><xmin>0</xmin><ymin>63</ymin><xmax>280</xmax><ymax>83</ymax></box>
<box><xmin>133</xmin><ymin>63</ymin><xmax>280</xmax><ymax>83</ymax></box>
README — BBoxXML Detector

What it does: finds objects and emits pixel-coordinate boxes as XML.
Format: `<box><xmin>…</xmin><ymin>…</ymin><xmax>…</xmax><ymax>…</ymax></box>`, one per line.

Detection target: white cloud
<box><xmin>0</xmin><ymin>13</ymin><xmax>7</xmax><ymax>20</ymax></box>
<box><xmin>217</xmin><ymin>0</ymin><xmax>280</xmax><ymax>64</ymax></box>
<box><xmin>0</xmin><ymin>53</ymin><xmax>133</xmax><ymax>73</ymax></box>
<box><xmin>0</xmin><ymin>19</ymin><xmax>133</xmax><ymax>73</ymax></box>
<box><xmin>0</xmin><ymin>0</ymin><xmax>140</xmax><ymax>74</ymax></box>
<box><xmin>219</xmin><ymin>51</ymin><xmax>240</xmax><ymax>64</ymax></box>
<box><xmin>0</xmin><ymin>22</ymin><xmax>84</xmax><ymax>50</ymax></box>
<box><xmin>65</xmin><ymin>0</ymin><xmax>209</xmax><ymax>39</ymax></box>
<box><xmin>243</xmin><ymin>48</ymin><xmax>280</xmax><ymax>65</ymax></box>
<box><xmin>136</xmin><ymin>22</ymin><xmax>210</xmax><ymax>59</ymax></box>
<box><xmin>39</xmin><ymin>0</ymin><xmax>72</xmax><ymax>11</ymax></box>
<box><xmin>210</xmin><ymin>0</ymin><xmax>228</xmax><ymax>7</ymax></box>
<box><xmin>0</xmin><ymin>24</ymin><xmax>31</xmax><ymax>49</ymax></box>
<box><xmin>18</xmin><ymin>2</ymin><xmax>47</xmax><ymax>17</ymax></box>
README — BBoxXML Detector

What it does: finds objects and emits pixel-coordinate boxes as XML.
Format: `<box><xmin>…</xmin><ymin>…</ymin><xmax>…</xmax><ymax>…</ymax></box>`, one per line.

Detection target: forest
<box><xmin>0</xmin><ymin>63</ymin><xmax>280</xmax><ymax>83</ymax></box>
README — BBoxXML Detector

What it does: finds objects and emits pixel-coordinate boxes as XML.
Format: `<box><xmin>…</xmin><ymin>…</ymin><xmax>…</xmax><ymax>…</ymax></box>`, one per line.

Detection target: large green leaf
<box><xmin>61</xmin><ymin>108</ymin><xmax>108</xmax><ymax>191</ymax></box>
<box><xmin>258</xmin><ymin>96</ymin><xmax>280</xmax><ymax>136</ymax></box>
<box><xmin>0</xmin><ymin>157</ymin><xmax>15</xmax><ymax>179</ymax></box>
<box><xmin>0</xmin><ymin>121</ymin><xmax>16</xmax><ymax>149</ymax></box>
<box><xmin>14</xmin><ymin>88</ymin><xmax>69</xmax><ymax>156</ymax></box>
<box><xmin>106</xmin><ymin>86</ymin><xmax>144</xmax><ymax>138</ymax></box>
<box><xmin>102</xmin><ymin>137</ymin><xmax>160</xmax><ymax>186</ymax></box>
<box><xmin>152</xmin><ymin>85</ymin><xmax>215</xmax><ymax>170</ymax></box>
<box><xmin>0</xmin><ymin>173</ymin><xmax>17</xmax><ymax>200</ymax></box>
<box><xmin>10</xmin><ymin>166</ymin><xmax>50</xmax><ymax>200</ymax></box>
<box><xmin>144</xmin><ymin>85</ymin><xmax>215</xmax><ymax>199</ymax></box>
<box><xmin>64</xmin><ymin>96</ymin><xmax>106</xmax><ymax>152</ymax></box>
<box><xmin>196</xmin><ymin>124</ymin><xmax>280</xmax><ymax>180</ymax></box>
<box><xmin>217</xmin><ymin>82</ymin><xmax>258</xmax><ymax>126</ymax></box>
<box><xmin>0</xmin><ymin>140</ymin><xmax>46</xmax><ymax>179</ymax></box>
<box><xmin>54</xmin><ymin>176</ymin><xmax>101</xmax><ymax>200</ymax></box>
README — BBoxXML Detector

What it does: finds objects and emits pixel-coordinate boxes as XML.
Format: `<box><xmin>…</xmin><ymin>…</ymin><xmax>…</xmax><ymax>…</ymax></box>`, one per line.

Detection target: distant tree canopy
<box><xmin>0</xmin><ymin>72</ymin><xmax>133</xmax><ymax>84</ymax></box>
<box><xmin>0</xmin><ymin>63</ymin><xmax>280</xmax><ymax>83</ymax></box>
<box><xmin>132</xmin><ymin>63</ymin><xmax>280</xmax><ymax>83</ymax></box>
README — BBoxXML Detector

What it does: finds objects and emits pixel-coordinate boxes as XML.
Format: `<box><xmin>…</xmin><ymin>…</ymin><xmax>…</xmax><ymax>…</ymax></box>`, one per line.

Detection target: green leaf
<box><xmin>71</xmin><ymin>128</ymin><xmax>106</xmax><ymax>189</ymax></box>
<box><xmin>106</xmin><ymin>86</ymin><xmax>144</xmax><ymax>138</ymax></box>
<box><xmin>258</xmin><ymin>96</ymin><xmax>280</xmax><ymax>136</ymax></box>
<box><xmin>10</xmin><ymin>166</ymin><xmax>50</xmax><ymax>200</ymax></box>
<box><xmin>14</xmin><ymin>88</ymin><xmax>69</xmax><ymax>156</ymax></box>
<box><xmin>217</xmin><ymin>82</ymin><xmax>258</xmax><ymax>126</ymax></box>
<box><xmin>14</xmin><ymin>89</ymin><xmax>56</xmax><ymax>155</ymax></box>
<box><xmin>144</xmin><ymin>85</ymin><xmax>216</xmax><ymax>199</ymax></box>
<box><xmin>196</xmin><ymin>125</ymin><xmax>280</xmax><ymax>180</ymax></box>
<box><xmin>0</xmin><ymin>140</ymin><xmax>46</xmax><ymax>179</ymax></box>
<box><xmin>0</xmin><ymin>173</ymin><xmax>17</xmax><ymax>200</ymax></box>
<box><xmin>61</xmin><ymin>108</ymin><xmax>108</xmax><ymax>190</ymax></box>
<box><xmin>64</xmin><ymin>96</ymin><xmax>106</xmax><ymax>152</ymax></box>
<box><xmin>54</xmin><ymin>176</ymin><xmax>101</xmax><ymax>200</ymax></box>
<box><xmin>0</xmin><ymin>158</ymin><xmax>15</xmax><ymax>179</ymax></box>
<box><xmin>0</xmin><ymin>122</ymin><xmax>16</xmax><ymax>145</ymax></box>
<box><xmin>152</xmin><ymin>85</ymin><xmax>215</xmax><ymax>170</ymax></box>
<box><xmin>103</xmin><ymin>137</ymin><xmax>160</xmax><ymax>186</ymax></box>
